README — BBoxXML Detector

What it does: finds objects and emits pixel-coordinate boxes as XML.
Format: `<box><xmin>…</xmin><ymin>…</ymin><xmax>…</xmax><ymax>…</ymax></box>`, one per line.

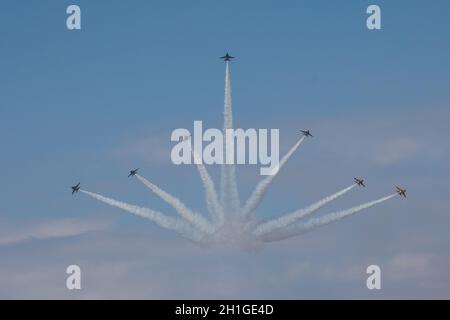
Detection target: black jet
<box><xmin>128</xmin><ymin>168</ymin><xmax>139</xmax><ymax>178</ymax></box>
<box><xmin>71</xmin><ymin>183</ymin><xmax>80</xmax><ymax>195</ymax></box>
<box><xmin>354</xmin><ymin>178</ymin><xmax>366</xmax><ymax>187</ymax></box>
<box><xmin>396</xmin><ymin>186</ymin><xmax>407</xmax><ymax>198</ymax></box>
<box><xmin>300</xmin><ymin>130</ymin><xmax>313</xmax><ymax>137</ymax></box>
<box><xmin>220</xmin><ymin>53</ymin><xmax>235</xmax><ymax>61</ymax></box>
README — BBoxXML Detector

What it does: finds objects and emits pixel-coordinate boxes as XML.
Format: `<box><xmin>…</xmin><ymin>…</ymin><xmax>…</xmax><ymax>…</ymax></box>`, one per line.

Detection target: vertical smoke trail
<box><xmin>261</xmin><ymin>194</ymin><xmax>397</xmax><ymax>242</ymax></box>
<box><xmin>135</xmin><ymin>174</ymin><xmax>214</xmax><ymax>234</ymax></box>
<box><xmin>253</xmin><ymin>183</ymin><xmax>357</xmax><ymax>236</ymax></box>
<box><xmin>80</xmin><ymin>190</ymin><xmax>204</xmax><ymax>242</ymax></box>
<box><xmin>220</xmin><ymin>63</ymin><xmax>231</xmax><ymax>209</ymax></box>
<box><xmin>219</xmin><ymin>164</ymin><xmax>228</xmax><ymax>212</ymax></box>
<box><xmin>220</xmin><ymin>61</ymin><xmax>240</xmax><ymax>215</ymax></box>
<box><xmin>191</xmin><ymin>146</ymin><xmax>225</xmax><ymax>225</ymax></box>
<box><xmin>241</xmin><ymin>136</ymin><xmax>306</xmax><ymax>221</ymax></box>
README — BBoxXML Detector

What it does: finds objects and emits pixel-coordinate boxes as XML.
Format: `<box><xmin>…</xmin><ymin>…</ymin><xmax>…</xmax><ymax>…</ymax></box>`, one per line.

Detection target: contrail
<box><xmin>75</xmin><ymin>58</ymin><xmax>403</xmax><ymax>249</ymax></box>
<box><xmin>79</xmin><ymin>190</ymin><xmax>204</xmax><ymax>242</ymax></box>
<box><xmin>253</xmin><ymin>183</ymin><xmax>358</xmax><ymax>236</ymax></box>
<box><xmin>191</xmin><ymin>146</ymin><xmax>225</xmax><ymax>225</ymax></box>
<box><xmin>135</xmin><ymin>174</ymin><xmax>214</xmax><ymax>234</ymax></box>
<box><xmin>241</xmin><ymin>136</ymin><xmax>306</xmax><ymax>221</ymax></box>
<box><xmin>261</xmin><ymin>193</ymin><xmax>397</xmax><ymax>242</ymax></box>
<box><xmin>220</xmin><ymin>61</ymin><xmax>240</xmax><ymax>215</ymax></box>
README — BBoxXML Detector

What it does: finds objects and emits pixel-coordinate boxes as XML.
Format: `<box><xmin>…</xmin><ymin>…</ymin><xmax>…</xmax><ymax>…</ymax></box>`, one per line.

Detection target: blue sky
<box><xmin>0</xmin><ymin>0</ymin><xmax>450</xmax><ymax>298</ymax></box>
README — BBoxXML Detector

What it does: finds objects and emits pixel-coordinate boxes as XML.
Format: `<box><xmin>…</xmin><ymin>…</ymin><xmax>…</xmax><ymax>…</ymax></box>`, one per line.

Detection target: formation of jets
<box><xmin>71</xmin><ymin>182</ymin><xmax>80</xmax><ymax>195</ymax></box>
<box><xmin>300</xmin><ymin>130</ymin><xmax>313</xmax><ymax>137</ymax></box>
<box><xmin>128</xmin><ymin>168</ymin><xmax>139</xmax><ymax>178</ymax></box>
<box><xmin>72</xmin><ymin>172</ymin><xmax>407</xmax><ymax>199</ymax></box>
<box><xmin>71</xmin><ymin>54</ymin><xmax>406</xmax><ymax>200</ymax></box>
<box><xmin>220</xmin><ymin>53</ymin><xmax>235</xmax><ymax>61</ymax></box>
<box><xmin>354</xmin><ymin>178</ymin><xmax>366</xmax><ymax>187</ymax></box>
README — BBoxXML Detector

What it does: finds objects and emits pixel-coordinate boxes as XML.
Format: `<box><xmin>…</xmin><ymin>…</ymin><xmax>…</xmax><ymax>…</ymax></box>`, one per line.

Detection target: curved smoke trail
<box><xmin>191</xmin><ymin>146</ymin><xmax>225</xmax><ymax>225</ymax></box>
<box><xmin>241</xmin><ymin>136</ymin><xmax>306</xmax><ymax>221</ymax></box>
<box><xmin>253</xmin><ymin>183</ymin><xmax>357</xmax><ymax>236</ymax></box>
<box><xmin>80</xmin><ymin>190</ymin><xmax>204</xmax><ymax>242</ymax></box>
<box><xmin>220</xmin><ymin>61</ymin><xmax>240</xmax><ymax>216</ymax></box>
<box><xmin>261</xmin><ymin>193</ymin><xmax>397</xmax><ymax>242</ymax></box>
<box><xmin>134</xmin><ymin>174</ymin><xmax>214</xmax><ymax>234</ymax></box>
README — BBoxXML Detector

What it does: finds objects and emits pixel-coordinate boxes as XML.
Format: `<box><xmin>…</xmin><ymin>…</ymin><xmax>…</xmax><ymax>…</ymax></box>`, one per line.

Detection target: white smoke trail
<box><xmin>261</xmin><ymin>193</ymin><xmax>397</xmax><ymax>242</ymax></box>
<box><xmin>80</xmin><ymin>190</ymin><xmax>204</xmax><ymax>242</ymax></box>
<box><xmin>220</xmin><ymin>61</ymin><xmax>241</xmax><ymax>216</ymax></box>
<box><xmin>135</xmin><ymin>174</ymin><xmax>214</xmax><ymax>234</ymax></box>
<box><xmin>253</xmin><ymin>183</ymin><xmax>357</xmax><ymax>236</ymax></box>
<box><xmin>191</xmin><ymin>146</ymin><xmax>225</xmax><ymax>225</ymax></box>
<box><xmin>219</xmin><ymin>166</ymin><xmax>228</xmax><ymax>212</ymax></box>
<box><xmin>241</xmin><ymin>136</ymin><xmax>306</xmax><ymax>221</ymax></box>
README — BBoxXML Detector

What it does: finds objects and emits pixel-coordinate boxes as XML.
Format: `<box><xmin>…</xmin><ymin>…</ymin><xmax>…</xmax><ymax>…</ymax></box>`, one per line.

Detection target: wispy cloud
<box><xmin>370</xmin><ymin>138</ymin><xmax>419</xmax><ymax>165</ymax></box>
<box><xmin>0</xmin><ymin>217</ymin><xmax>114</xmax><ymax>246</ymax></box>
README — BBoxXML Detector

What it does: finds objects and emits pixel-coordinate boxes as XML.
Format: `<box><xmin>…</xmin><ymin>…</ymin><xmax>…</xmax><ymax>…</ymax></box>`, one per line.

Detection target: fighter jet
<box><xmin>396</xmin><ymin>186</ymin><xmax>407</xmax><ymax>198</ymax></box>
<box><xmin>220</xmin><ymin>53</ymin><xmax>235</xmax><ymax>61</ymax></box>
<box><xmin>128</xmin><ymin>168</ymin><xmax>139</xmax><ymax>177</ymax></box>
<box><xmin>354</xmin><ymin>178</ymin><xmax>366</xmax><ymax>187</ymax></box>
<box><xmin>71</xmin><ymin>183</ymin><xmax>80</xmax><ymax>195</ymax></box>
<box><xmin>300</xmin><ymin>130</ymin><xmax>313</xmax><ymax>137</ymax></box>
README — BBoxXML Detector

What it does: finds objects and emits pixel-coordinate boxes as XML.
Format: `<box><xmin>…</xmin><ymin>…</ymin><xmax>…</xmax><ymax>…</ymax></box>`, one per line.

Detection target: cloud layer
<box><xmin>1</xmin><ymin>110</ymin><xmax>449</xmax><ymax>299</ymax></box>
